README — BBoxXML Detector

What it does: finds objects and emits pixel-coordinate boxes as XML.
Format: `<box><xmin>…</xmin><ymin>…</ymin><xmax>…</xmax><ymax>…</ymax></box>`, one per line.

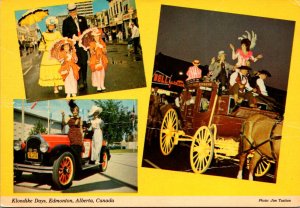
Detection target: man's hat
<box><xmin>259</xmin><ymin>70</ymin><xmax>272</xmax><ymax>77</ymax></box>
<box><xmin>67</xmin><ymin>3</ymin><xmax>77</xmax><ymax>11</ymax></box>
<box><xmin>218</xmin><ymin>50</ymin><xmax>226</xmax><ymax>56</ymax></box>
<box><xmin>238</xmin><ymin>65</ymin><xmax>252</xmax><ymax>71</ymax></box>
<box><xmin>192</xmin><ymin>59</ymin><xmax>200</xmax><ymax>65</ymax></box>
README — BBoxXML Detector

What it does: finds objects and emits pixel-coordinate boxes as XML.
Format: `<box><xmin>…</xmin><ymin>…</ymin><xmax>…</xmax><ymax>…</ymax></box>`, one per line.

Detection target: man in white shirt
<box><xmin>130</xmin><ymin>22</ymin><xmax>141</xmax><ymax>55</ymax></box>
<box><xmin>250</xmin><ymin>70</ymin><xmax>271</xmax><ymax>96</ymax></box>
<box><xmin>229</xmin><ymin>66</ymin><xmax>256</xmax><ymax>107</ymax></box>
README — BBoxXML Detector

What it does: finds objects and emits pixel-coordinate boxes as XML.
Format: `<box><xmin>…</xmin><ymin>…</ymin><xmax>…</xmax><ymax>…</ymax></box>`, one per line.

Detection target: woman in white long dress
<box><xmin>89</xmin><ymin>106</ymin><xmax>104</xmax><ymax>164</ymax></box>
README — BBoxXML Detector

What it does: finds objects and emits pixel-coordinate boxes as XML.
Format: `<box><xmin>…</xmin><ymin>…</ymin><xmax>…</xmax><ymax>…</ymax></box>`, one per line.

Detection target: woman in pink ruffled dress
<box><xmin>230</xmin><ymin>38</ymin><xmax>263</xmax><ymax>67</ymax></box>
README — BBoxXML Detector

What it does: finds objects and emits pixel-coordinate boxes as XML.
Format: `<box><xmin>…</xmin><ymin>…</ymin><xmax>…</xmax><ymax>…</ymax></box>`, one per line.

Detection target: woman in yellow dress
<box><xmin>38</xmin><ymin>16</ymin><xmax>64</xmax><ymax>93</ymax></box>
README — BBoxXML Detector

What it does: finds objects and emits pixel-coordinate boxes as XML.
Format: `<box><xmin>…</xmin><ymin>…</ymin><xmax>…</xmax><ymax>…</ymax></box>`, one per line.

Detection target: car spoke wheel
<box><xmin>190</xmin><ymin>126</ymin><xmax>214</xmax><ymax>174</ymax></box>
<box><xmin>52</xmin><ymin>152</ymin><xmax>75</xmax><ymax>189</ymax></box>
<box><xmin>160</xmin><ymin>109</ymin><xmax>178</xmax><ymax>155</ymax></box>
<box><xmin>100</xmin><ymin>151</ymin><xmax>108</xmax><ymax>172</ymax></box>
<box><xmin>255</xmin><ymin>157</ymin><xmax>271</xmax><ymax>177</ymax></box>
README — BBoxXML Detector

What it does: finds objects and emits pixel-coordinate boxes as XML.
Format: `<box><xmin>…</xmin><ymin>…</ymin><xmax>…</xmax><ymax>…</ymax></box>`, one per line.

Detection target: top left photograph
<box><xmin>15</xmin><ymin>0</ymin><xmax>146</xmax><ymax>102</ymax></box>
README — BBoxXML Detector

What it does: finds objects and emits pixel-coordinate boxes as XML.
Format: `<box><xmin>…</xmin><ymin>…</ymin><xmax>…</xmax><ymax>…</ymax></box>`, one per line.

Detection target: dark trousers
<box><xmin>70</xmin><ymin>145</ymin><xmax>82</xmax><ymax>160</ymax></box>
<box><xmin>76</xmin><ymin>46</ymin><xmax>88</xmax><ymax>85</ymax></box>
<box><xmin>229</xmin><ymin>83</ymin><xmax>255</xmax><ymax>106</ymax></box>
<box><xmin>133</xmin><ymin>37</ymin><xmax>141</xmax><ymax>54</ymax></box>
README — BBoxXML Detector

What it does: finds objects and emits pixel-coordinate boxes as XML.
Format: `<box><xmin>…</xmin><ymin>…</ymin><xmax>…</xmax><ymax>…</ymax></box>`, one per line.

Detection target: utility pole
<box><xmin>47</xmin><ymin>100</ymin><xmax>50</xmax><ymax>134</ymax></box>
<box><xmin>21</xmin><ymin>100</ymin><xmax>25</xmax><ymax>141</ymax></box>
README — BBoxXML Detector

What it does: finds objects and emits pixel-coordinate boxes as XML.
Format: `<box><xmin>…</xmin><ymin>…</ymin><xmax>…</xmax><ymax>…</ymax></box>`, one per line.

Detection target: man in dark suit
<box><xmin>62</xmin><ymin>3</ymin><xmax>89</xmax><ymax>90</ymax></box>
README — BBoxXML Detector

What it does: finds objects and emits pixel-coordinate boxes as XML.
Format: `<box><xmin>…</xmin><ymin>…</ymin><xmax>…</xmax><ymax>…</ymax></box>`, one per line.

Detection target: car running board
<box><xmin>81</xmin><ymin>163</ymin><xmax>102</xmax><ymax>170</ymax></box>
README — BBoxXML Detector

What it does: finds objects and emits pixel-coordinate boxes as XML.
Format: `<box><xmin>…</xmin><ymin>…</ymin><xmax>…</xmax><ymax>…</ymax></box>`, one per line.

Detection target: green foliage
<box><xmin>29</xmin><ymin>120</ymin><xmax>47</xmax><ymax>136</ymax></box>
<box><xmin>92</xmin><ymin>100</ymin><xmax>137</xmax><ymax>143</ymax></box>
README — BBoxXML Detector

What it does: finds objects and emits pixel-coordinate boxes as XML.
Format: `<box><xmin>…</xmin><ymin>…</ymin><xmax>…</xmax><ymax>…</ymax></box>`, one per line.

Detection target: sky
<box><xmin>14</xmin><ymin>99</ymin><xmax>137</xmax><ymax>122</ymax></box>
<box><xmin>15</xmin><ymin>0</ymin><xmax>109</xmax><ymax>32</ymax></box>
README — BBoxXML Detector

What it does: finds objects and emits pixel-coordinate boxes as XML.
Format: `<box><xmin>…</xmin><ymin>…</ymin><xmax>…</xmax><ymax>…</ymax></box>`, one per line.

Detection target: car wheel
<box><xmin>52</xmin><ymin>152</ymin><xmax>75</xmax><ymax>189</ymax></box>
<box><xmin>99</xmin><ymin>151</ymin><xmax>108</xmax><ymax>172</ymax></box>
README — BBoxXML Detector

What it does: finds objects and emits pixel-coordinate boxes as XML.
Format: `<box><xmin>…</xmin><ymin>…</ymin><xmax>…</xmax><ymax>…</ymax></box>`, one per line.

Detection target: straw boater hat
<box><xmin>88</xmin><ymin>106</ymin><xmax>103</xmax><ymax>116</ymax></box>
<box><xmin>45</xmin><ymin>16</ymin><xmax>58</xmax><ymax>26</ymax></box>
<box><xmin>192</xmin><ymin>59</ymin><xmax>200</xmax><ymax>66</ymax></box>
<box><xmin>67</xmin><ymin>3</ymin><xmax>77</xmax><ymax>11</ymax></box>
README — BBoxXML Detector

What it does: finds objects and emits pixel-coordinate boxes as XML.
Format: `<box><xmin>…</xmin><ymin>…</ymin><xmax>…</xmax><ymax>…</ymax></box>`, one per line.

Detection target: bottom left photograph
<box><xmin>13</xmin><ymin>99</ymin><xmax>137</xmax><ymax>193</ymax></box>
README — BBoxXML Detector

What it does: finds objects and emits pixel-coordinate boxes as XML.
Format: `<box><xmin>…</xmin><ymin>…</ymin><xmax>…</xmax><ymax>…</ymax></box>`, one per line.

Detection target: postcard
<box><xmin>1</xmin><ymin>0</ymin><xmax>300</xmax><ymax>207</ymax></box>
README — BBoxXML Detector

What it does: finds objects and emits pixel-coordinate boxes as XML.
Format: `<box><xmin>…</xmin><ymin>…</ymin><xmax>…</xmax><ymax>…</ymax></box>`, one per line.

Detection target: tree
<box><xmin>92</xmin><ymin>100</ymin><xmax>137</xmax><ymax>143</ymax></box>
<box><xmin>29</xmin><ymin>120</ymin><xmax>47</xmax><ymax>136</ymax></box>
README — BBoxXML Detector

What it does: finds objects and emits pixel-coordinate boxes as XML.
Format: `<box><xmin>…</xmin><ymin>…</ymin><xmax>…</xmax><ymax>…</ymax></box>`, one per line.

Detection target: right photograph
<box><xmin>142</xmin><ymin>5</ymin><xmax>295</xmax><ymax>183</ymax></box>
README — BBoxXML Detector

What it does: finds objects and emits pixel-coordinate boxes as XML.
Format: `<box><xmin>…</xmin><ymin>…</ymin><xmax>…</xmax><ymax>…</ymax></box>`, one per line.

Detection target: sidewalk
<box><xmin>106</xmin><ymin>40</ymin><xmax>128</xmax><ymax>45</ymax></box>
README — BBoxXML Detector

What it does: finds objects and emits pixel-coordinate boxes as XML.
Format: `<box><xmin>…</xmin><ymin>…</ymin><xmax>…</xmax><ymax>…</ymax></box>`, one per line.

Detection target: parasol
<box><xmin>79</xmin><ymin>27</ymin><xmax>105</xmax><ymax>51</ymax></box>
<box><xmin>18</xmin><ymin>8</ymin><xmax>49</xmax><ymax>43</ymax></box>
<box><xmin>18</xmin><ymin>8</ymin><xmax>49</xmax><ymax>26</ymax></box>
<box><xmin>49</xmin><ymin>37</ymin><xmax>76</xmax><ymax>61</ymax></box>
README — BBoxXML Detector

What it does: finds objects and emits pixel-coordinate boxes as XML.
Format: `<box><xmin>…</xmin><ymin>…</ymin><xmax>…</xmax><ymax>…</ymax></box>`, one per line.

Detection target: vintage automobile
<box><xmin>14</xmin><ymin>129</ymin><xmax>111</xmax><ymax>190</ymax></box>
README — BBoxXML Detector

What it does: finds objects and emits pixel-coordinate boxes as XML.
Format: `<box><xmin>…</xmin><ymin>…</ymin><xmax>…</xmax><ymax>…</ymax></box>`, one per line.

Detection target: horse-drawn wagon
<box><xmin>158</xmin><ymin>80</ymin><xmax>282</xmax><ymax>179</ymax></box>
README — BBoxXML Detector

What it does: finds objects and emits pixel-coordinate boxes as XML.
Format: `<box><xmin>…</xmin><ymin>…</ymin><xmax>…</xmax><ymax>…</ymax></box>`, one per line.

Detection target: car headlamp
<box><xmin>40</xmin><ymin>142</ymin><xmax>49</xmax><ymax>153</ymax></box>
<box><xmin>14</xmin><ymin>140</ymin><xmax>22</xmax><ymax>151</ymax></box>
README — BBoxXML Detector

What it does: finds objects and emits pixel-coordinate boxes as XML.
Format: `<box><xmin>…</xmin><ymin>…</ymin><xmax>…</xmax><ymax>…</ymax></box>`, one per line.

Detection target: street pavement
<box><xmin>21</xmin><ymin>43</ymin><xmax>146</xmax><ymax>102</ymax></box>
<box><xmin>14</xmin><ymin>152</ymin><xmax>137</xmax><ymax>193</ymax></box>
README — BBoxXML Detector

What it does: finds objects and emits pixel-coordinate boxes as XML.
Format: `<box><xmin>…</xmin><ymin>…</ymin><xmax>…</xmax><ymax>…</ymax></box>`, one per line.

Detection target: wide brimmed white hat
<box><xmin>45</xmin><ymin>16</ymin><xmax>58</xmax><ymax>26</ymax></box>
<box><xmin>88</xmin><ymin>105</ymin><xmax>103</xmax><ymax>116</ymax></box>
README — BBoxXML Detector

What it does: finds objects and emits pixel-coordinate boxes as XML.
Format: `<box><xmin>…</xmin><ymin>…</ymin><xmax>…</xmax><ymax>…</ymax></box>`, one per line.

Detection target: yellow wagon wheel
<box><xmin>255</xmin><ymin>157</ymin><xmax>271</xmax><ymax>177</ymax></box>
<box><xmin>190</xmin><ymin>126</ymin><xmax>214</xmax><ymax>173</ymax></box>
<box><xmin>160</xmin><ymin>109</ymin><xmax>178</xmax><ymax>155</ymax></box>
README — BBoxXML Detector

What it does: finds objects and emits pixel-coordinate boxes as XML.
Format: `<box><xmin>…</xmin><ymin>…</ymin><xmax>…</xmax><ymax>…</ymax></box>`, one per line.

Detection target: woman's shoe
<box><xmin>95</xmin><ymin>161</ymin><xmax>100</xmax><ymax>165</ymax></box>
<box><xmin>72</xmin><ymin>93</ymin><xmax>76</xmax><ymax>97</ymax></box>
<box><xmin>66</xmin><ymin>94</ymin><xmax>71</xmax><ymax>98</ymax></box>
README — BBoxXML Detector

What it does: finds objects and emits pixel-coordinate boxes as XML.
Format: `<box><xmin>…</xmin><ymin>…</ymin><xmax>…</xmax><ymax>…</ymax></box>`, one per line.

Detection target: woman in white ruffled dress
<box><xmin>89</xmin><ymin>106</ymin><xmax>104</xmax><ymax>164</ymax></box>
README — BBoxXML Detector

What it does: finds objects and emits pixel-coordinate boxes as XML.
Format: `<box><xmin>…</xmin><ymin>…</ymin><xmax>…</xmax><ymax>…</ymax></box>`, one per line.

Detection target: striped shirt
<box><xmin>186</xmin><ymin>66</ymin><xmax>202</xmax><ymax>80</ymax></box>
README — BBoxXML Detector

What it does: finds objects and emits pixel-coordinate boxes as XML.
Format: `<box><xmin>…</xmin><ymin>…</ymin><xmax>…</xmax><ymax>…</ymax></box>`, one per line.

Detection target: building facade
<box><xmin>98</xmin><ymin>0</ymin><xmax>139</xmax><ymax>40</ymax></box>
<box><xmin>14</xmin><ymin>108</ymin><xmax>63</xmax><ymax>141</ymax></box>
<box><xmin>75</xmin><ymin>1</ymin><xmax>97</xmax><ymax>26</ymax></box>
<box><xmin>75</xmin><ymin>1</ymin><xmax>94</xmax><ymax>16</ymax></box>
